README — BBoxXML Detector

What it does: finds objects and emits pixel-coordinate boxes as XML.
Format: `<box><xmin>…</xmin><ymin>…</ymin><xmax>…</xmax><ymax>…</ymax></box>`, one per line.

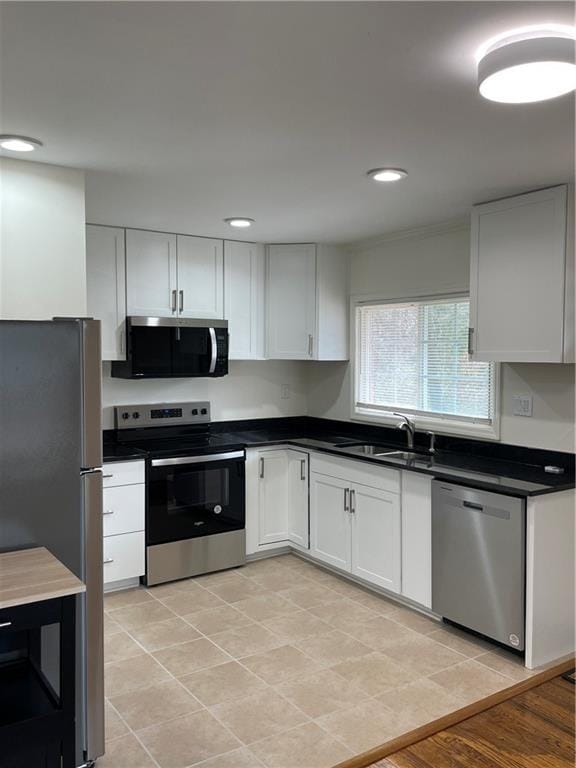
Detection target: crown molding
<box><xmin>346</xmin><ymin>216</ymin><xmax>470</xmax><ymax>253</ymax></box>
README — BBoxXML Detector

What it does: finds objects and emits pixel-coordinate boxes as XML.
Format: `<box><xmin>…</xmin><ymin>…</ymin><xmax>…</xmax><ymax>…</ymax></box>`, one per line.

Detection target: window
<box><xmin>355</xmin><ymin>297</ymin><xmax>496</xmax><ymax>430</ymax></box>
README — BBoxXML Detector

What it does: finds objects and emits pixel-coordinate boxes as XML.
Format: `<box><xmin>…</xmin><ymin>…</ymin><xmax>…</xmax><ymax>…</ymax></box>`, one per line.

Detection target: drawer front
<box><xmin>310</xmin><ymin>453</ymin><xmax>400</xmax><ymax>494</ymax></box>
<box><xmin>103</xmin><ymin>460</ymin><xmax>145</xmax><ymax>488</ymax></box>
<box><xmin>103</xmin><ymin>532</ymin><xmax>145</xmax><ymax>584</ymax></box>
<box><xmin>0</xmin><ymin>599</ymin><xmax>61</xmax><ymax>631</ymax></box>
<box><xmin>103</xmin><ymin>485</ymin><xmax>145</xmax><ymax>536</ymax></box>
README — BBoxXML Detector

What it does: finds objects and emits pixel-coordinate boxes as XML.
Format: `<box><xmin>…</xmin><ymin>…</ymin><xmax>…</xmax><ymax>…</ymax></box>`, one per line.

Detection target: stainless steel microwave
<box><xmin>111</xmin><ymin>317</ymin><xmax>229</xmax><ymax>379</ymax></box>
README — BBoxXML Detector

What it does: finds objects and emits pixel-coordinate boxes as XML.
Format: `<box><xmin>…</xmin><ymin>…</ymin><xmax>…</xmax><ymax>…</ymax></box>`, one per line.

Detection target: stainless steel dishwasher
<box><xmin>432</xmin><ymin>480</ymin><xmax>526</xmax><ymax>650</ymax></box>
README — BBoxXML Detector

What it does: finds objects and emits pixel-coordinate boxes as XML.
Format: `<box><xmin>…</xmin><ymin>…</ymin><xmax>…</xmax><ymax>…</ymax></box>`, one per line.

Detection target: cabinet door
<box><xmin>351</xmin><ymin>483</ymin><xmax>400</xmax><ymax>593</ymax></box>
<box><xmin>310</xmin><ymin>472</ymin><xmax>351</xmax><ymax>572</ymax></box>
<box><xmin>401</xmin><ymin>472</ymin><xmax>432</xmax><ymax>608</ymax></box>
<box><xmin>266</xmin><ymin>244</ymin><xmax>316</xmax><ymax>359</ymax></box>
<box><xmin>126</xmin><ymin>229</ymin><xmax>177</xmax><ymax>317</ymax></box>
<box><xmin>224</xmin><ymin>241</ymin><xmax>265</xmax><ymax>359</ymax></box>
<box><xmin>287</xmin><ymin>450</ymin><xmax>309</xmax><ymax>549</ymax></box>
<box><xmin>177</xmin><ymin>235</ymin><xmax>224</xmax><ymax>319</ymax></box>
<box><xmin>86</xmin><ymin>225</ymin><xmax>126</xmax><ymax>360</ymax></box>
<box><xmin>258</xmin><ymin>450</ymin><xmax>289</xmax><ymax>545</ymax></box>
<box><xmin>470</xmin><ymin>186</ymin><xmax>567</xmax><ymax>362</ymax></box>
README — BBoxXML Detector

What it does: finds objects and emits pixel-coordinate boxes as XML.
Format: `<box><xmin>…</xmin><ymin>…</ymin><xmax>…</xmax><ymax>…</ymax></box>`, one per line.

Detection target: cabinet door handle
<box><xmin>349</xmin><ymin>489</ymin><xmax>356</xmax><ymax>514</ymax></box>
<box><xmin>308</xmin><ymin>334</ymin><xmax>313</xmax><ymax>357</ymax></box>
<box><xmin>0</xmin><ymin>622</ymin><xmax>12</xmax><ymax>629</ymax></box>
<box><xmin>259</xmin><ymin>458</ymin><xmax>265</xmax><ymax>479</ymax></box>
<box><xmin>344</xmin><ymin>488</ymin><xmax>349</xmax><ymax>511</ymax></box>
<box><xmin>103</xmin><ymin>509</ymin><xmax>115</xmax><ymax>515</ymax></box>
<box><xmin>102</xmin><ymin>473</ymin><xmax>114</xmax><ymax>479</ymax></box>
<box><xmin>103</xmin><ymin>558</ymin><xmax>114</xmax><ymax>564</ymax></box>
<box><xmin>300</xmin><ymin>459</ymin><xmax>306</xmax><ymax>481</ymax></box>
<box><xmin>172</xmin><ymin>290</ymin><xmax>177</xmax><ymax>313</ymax></box>
<box><xmin>179</xmin><ymin>290</ymin><xmax>184</xmax><ymax>313</ymax></box>
<box><xmin>468</xmin><ymin>327</ymin><xmax>474</xmax><ymax>355</ymax></box>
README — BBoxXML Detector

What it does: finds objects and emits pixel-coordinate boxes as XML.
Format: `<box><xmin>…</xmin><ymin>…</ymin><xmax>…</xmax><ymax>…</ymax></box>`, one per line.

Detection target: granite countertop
<box><xmin>102</xmin><ymin>418</ymin><xmax>575</xmax><ymax>498</ymax></box>
<box><xmin>0</xmin><ymin>547</ymin><xmax>85</xmax><ymax>610</ymax></box>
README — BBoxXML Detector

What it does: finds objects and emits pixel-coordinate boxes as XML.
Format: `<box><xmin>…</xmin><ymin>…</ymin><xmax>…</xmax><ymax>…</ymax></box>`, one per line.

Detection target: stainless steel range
<box><xmin>114</xmin><ymin>402</ymin><xmax>246</xmax><ymax>585</ymax></box>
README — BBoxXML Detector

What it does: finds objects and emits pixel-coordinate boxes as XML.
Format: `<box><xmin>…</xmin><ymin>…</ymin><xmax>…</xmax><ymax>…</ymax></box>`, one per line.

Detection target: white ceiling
<box><xmin>0</xmin><ymin>1</ymin><xmax>573</xmax><ymax>243</ymax></box>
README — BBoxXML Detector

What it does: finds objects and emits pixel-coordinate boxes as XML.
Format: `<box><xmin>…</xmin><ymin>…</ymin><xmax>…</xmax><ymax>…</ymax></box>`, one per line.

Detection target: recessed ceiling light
<box><xmin>366</xmin><ymin>168</ymin><xmax>408</xmax><ymax>183</ymax></box>
<box><xmin>477</xmin><ymin>25</ymin><xmax>576</xmax><ymax>103</ymax></box>
<box><xmin>0</xmin><ymin>135</ymin><xmax>43</xmax><ymax>152</ymax></box>
<box><xmin>224</xmin><ymin>217</ymin><xmax>255</xmax><ymax>228</ymax></box>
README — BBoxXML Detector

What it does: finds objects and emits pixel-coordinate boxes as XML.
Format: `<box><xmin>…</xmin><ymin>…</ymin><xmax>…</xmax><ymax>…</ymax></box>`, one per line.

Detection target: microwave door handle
<box><xmin>209</xmin><ymin>327</ymin><xmax>217</xmax><ymax>374</ymax></box>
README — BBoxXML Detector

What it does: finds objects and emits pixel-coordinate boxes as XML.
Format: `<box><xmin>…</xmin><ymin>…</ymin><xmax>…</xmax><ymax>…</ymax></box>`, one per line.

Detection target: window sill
<box><xmin>352</xmin><ymin>408</ymin><xmax>501</xmax><ymax>441</ymax></box>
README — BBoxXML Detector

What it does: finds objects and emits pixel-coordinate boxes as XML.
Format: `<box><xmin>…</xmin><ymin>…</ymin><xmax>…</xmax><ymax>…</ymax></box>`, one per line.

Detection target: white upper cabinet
<box><xmin>266</xmin><ymin>243</ymin><xmax>349</xmax><ymax>360</ymax></box>
<box><xmin>126</xmin><ymin>229</ymin><xmax>177</xmax><ymax>317</ymax></box>
<box><xmin>224</xmin><ymin>241</ymin><xmax>265</xmax><ymax>359</ymax></box>
<box><xmin>86</xmin><ymin>225</ymin><xmax>126</xmax><ymax>361</ymax></box>
<box><xmin>470</xmin><ymin>185</ymin><xmax>573</xmax><ymax>363</ymax></box>
<box><xmin>266</xmin><ymin>244</ymin><xmax>317</xmax><ymax>359</ymax></box>
<box><xmin>177</xmin><ymin>235</ymin><xmax>224</xmax><ymax>319</ymax></box>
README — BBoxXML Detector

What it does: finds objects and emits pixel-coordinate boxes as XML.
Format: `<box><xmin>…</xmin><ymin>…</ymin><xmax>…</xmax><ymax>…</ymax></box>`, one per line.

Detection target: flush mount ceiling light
<box><xmin>0</xmin><ymin>134</ymin><xmax>43</xmax><ymax>152</ymax></box>
<box><xmin>366</xmin><ymin>168</ymin><xmax>408</xmax><ymax>183</ymax></box>
<box><xmin>477</xmin><ymin>24</ymin><xmax>576</xmax><ymax>103</ymax></box>
<box><xmin>224</xmin><ymin>217</ymin><xmax>255</xmax><ymax>228</ymax></box>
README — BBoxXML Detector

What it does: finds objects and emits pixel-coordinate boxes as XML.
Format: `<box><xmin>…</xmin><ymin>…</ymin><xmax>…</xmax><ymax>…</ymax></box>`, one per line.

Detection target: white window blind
<box><xmin>356</xmin><ymin>298</ymin><xmax>494</xmax><ymax>424</ymax></box>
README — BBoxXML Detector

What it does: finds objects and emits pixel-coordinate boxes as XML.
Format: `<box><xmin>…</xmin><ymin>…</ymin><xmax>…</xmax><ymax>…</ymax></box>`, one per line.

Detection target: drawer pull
<box><xmin>103</xmin><ymin>557</ymin><xmax>115</xmax><ymax>564</ymax></box>
<box><xmin>0</xmin><ymin>622</ymin><xmax>12</xmax><ymax>629</ymax></box>
<box><xmin>103</xmin><ymin>509</ymin><xmax>115</xmax><ymax>515</ymax></box>
<box><xmin>103</xmin><ymin>473</ymin><xmax>114</xmax><ymax>479</ymax></box>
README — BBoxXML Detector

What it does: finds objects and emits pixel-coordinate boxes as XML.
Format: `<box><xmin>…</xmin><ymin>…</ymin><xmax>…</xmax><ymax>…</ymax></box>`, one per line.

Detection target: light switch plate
<box><xmin>512</xmin><ymin>394</ymin><xmax>533</xmax><ymax>417</ymax></box>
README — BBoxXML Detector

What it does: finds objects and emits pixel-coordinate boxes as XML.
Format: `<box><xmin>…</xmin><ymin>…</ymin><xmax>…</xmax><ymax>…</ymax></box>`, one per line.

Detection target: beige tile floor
<box><xmin>102</xmin><ymin>554</ymin><xmax>536</xmax><ymax>768</ymax></box>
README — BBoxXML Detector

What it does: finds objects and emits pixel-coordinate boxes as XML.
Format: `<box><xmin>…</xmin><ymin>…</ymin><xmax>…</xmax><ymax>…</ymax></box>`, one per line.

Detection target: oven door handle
<box><xmin>208</xmin><ymin>327</ymin><xmax>217</xmax><ymax>374</ymax></box>
<box><xmin>151</xmin><ymin>451</ymin><xmax>245</xmax><ymax>467</ymax></box>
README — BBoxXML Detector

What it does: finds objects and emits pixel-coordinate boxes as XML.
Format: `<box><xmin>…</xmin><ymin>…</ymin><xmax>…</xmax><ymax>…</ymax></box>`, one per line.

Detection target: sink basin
<box><xmin>339</xmin><ymin>443</ymin><xmax>425</xmax><ymax>460</ymax></box>
<box><xmin>378</xmin><ymin>450</ymin><xmax>423</xmax><ymax>460</ymax></box>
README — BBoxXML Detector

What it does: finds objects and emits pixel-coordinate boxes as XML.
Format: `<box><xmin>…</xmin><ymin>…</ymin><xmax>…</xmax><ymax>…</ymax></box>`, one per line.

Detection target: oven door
<box><xmin>148</xmin><ymin>451</ymin><xmax>245</xmax><ymax>546</ymax></box>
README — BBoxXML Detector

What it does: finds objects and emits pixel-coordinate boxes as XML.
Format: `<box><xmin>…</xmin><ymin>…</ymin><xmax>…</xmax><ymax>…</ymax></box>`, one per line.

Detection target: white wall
<box><xmin>102</xmin><ymin>360</ymin><xmax>308</xmax><ymax>429</ymax></box>
<box><xmin>307</xmin><ymin>221</ymin><xmax>575</xmax><ymax>453</ymax></box>
<box><xmin>0</xmin><ymin>158</ymin><xmax>86</xmax><ymax>320</ymax></box>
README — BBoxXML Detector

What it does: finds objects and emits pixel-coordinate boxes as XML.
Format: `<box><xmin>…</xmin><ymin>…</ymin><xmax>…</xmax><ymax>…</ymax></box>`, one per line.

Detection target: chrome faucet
<box><xmin>394</xmin><ymin>413</ymin><xmax>416</xmax><ymax>450</ymax></box>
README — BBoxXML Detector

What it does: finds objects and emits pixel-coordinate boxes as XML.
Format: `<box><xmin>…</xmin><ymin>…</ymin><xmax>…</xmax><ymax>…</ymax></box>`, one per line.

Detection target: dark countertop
<box><xmin>103</xmin><ymin>417</ymin><xmax>575</xmax><ymax>498</ymax></box>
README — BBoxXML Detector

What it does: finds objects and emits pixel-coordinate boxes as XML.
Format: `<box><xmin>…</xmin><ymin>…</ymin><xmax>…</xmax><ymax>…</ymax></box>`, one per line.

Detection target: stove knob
<box><xmin>132</xmin><ymin>412</ymin><xmax>140</xmax><ymax>419</ymax></box>
<box><xmin>121</xmin><ymin>411</ymin><xmax>130</xmax><ymax>420</ymax></box>
<box><xmin>191</xmin><ymin>409</ymin><xmax>198</xmax><ymax>416</ymax></box>
<box><xmin>201</xmin><ymin>408</ymin><xmax>207</xmax><ymax>415</ymax></box>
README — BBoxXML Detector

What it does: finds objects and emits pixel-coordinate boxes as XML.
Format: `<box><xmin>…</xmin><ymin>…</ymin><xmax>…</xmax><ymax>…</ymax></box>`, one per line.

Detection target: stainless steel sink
<box><xmin>338</xmin><ymin>443</ymin><xmax>425</xmax><ymax>460</ymax></box>
<box><xmin>379</xmin><ymin>450</ymin><xmax>423</xmax><ymax>460</ymax></box>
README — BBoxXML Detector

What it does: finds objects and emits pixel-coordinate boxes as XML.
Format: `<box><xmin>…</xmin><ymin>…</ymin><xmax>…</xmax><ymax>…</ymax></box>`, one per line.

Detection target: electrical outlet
<box><xmin>512</xmin><ymin>394</ymin><xmax>533</xmax><ymax>417</ymax></box>
<box><xmin>280</xmin><ymin>384</ymin><xmax>290</xmax><ymax>400</ymax></box>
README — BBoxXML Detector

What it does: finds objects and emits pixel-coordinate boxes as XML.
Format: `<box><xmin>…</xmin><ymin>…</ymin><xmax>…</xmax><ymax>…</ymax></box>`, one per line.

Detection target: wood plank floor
<box><xmin>372</xmin><ymin>675</ymin><xmax>575</xmax><ymax>768</ymax></box>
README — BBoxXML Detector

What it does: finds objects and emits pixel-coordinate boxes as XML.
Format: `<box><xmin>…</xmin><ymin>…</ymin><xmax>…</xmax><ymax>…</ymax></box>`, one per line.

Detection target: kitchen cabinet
<box><xmin>126</xmin><ymin>229</ymin><xmax>177</xmax><ymax>317</ymax></box>
<box><xmin>224</xmin><ymin>240</ymin><xmax>265</xmax><ymax>359</ymax></box>
<box><xmin>401</xmin><ymin>472</ymin><xmax>432</xmax><ymax>608</ymax></box>
<box><xmin>310</xmin><ymin>454</ymin><xmax>400</xmax><ymax>592</ymax></box>
<box><xmin>246</xmin><ymin>447</ymin><xmax>309</xmax><ymax>555</ymax></box>
<box><xmin>102</xmin><ymin>460</ymin><xmax>145</xmax><ymax>590</ymax></box>
<box><xmin>86</xmin><ymin>224</ymin><xmax>126</xmax><ymax>360</ymax></box>
<box><xmin>310</xmin><ymin>472</ymin><xmax>351</xmax><ymax>571</ymax></box>
<box><xmin>177</xmin><ymin>235</ymin><xmax>224</xmax><ymax>319</ymax></box>
<box><xmin>125</xmin><ymin>229</ymin><xmax>224</xmax><ymax>319</ymax></box>
<box><xmin>266</xmin><ymin>244</ymin><xmax>348</xmax><ymax>360</ymax></box>
<box><xmin>469</xmin><ymin>185</ymin><xmax>574</xmax><ymax>362</ymax></box>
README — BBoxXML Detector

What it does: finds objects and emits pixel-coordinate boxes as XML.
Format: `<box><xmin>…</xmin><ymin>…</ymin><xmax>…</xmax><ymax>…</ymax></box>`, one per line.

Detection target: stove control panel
<box><xmin>115</xmin><ymin>401</ymin><xmax>211</xmax><ymax>429</ymax></box>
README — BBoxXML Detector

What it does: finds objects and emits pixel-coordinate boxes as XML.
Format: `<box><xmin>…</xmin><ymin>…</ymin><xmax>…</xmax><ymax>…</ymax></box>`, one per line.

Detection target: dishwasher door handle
<box><xmin>463</xmin><ymin>500</ymin><xmax>484</xmax><ymax>511</ymax></box>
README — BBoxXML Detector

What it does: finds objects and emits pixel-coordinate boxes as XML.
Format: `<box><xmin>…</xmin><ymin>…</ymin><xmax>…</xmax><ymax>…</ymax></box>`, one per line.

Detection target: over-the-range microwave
<box><xmin>111</xmin><ymin>317</ymin><xmax>229</xmax><ymax>379</ymax></box>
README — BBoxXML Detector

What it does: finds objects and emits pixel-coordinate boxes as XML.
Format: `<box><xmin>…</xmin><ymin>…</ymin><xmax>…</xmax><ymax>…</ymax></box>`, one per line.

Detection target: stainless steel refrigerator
<box><xmin>0</xmin><ymin>318</ymin><xmax>105</xmax><ymax>767</ymax></box>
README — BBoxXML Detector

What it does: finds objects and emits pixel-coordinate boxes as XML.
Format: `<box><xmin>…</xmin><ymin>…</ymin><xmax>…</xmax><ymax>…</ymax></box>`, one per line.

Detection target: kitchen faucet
<box><xmin>394</xmin><ymin>412</ymin><xmax>416</xmax><ymax>449</ymax></box>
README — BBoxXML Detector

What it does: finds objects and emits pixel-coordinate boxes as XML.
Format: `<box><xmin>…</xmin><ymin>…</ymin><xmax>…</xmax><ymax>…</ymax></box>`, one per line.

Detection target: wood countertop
<box><xmin>0</xmin><ymin>547</ymin><xmax>85</xmax><ymax>610</ymax></box>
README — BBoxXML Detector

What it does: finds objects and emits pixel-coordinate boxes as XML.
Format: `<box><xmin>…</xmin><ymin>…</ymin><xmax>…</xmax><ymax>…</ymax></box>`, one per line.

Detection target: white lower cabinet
<box><xmin>310</xmin><ymin>473</ymin><xmax>351</xmax><ymax>571</ymax></box>
<box><xmin>246</xmin><ymin>447</ymin><xmax>309</xmax><ymax>555</ymax></box>
<box><xmin>103</xmin><ymin>460</ymin><xmax>146</xmax><ymax>589</ymax></box>
<box><xmin>351</xmin><ymin>483</ymin><xmax>401</xmax><ymax>593</ymax></box>
<box><xmin>310</xmin><ymin>455</ymin><xmax>401</xmax><ymax>593</ymax></box>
